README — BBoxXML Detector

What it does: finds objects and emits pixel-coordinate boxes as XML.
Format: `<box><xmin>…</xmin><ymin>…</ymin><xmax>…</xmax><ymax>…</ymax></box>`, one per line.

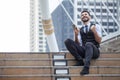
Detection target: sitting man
<box><xmin>64</xmin><ymin>10</ymin><xmax>102</xmax><ymax>75</ymax></box>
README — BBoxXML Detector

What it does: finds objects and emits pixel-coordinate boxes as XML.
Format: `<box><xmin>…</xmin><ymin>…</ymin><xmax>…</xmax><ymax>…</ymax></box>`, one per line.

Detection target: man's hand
<box><xmin>74</xmin><ymin>28</ymin><xmax>79</xmax><ymax>36</ymax></box>
<box><xmin>91</xmin><ymin>25</ymin><xmax>96</xmax><ymax>32</ymax></box>
<box><xmin>72</xmin><ymin>24</ymin><xmax>80</xmax><ymax>44</ymax></box>
<box><xmin>90</xmin><ymin>25</ymin><xmax>102</xmax><ymax>43</ymax></box>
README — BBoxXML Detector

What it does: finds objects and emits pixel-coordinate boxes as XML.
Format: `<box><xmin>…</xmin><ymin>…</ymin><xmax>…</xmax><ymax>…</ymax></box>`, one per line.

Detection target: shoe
<box><xmin>80</xmin><ymin>67</ymin><xmax>89</xmax><ymax>75</ymax></box>
<box><xmin>73</xmin><ymin>60</ymin><xmax>84</xmax><ymax>66</ymax></box>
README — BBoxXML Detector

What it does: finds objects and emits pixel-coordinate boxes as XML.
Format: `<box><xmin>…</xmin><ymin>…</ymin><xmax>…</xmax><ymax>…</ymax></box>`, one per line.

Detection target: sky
<box><xmin>49</xmin><ymin>0</ymin><xmax>60</xmax><ymax>13</ymax></box>
<box><xmin>0</xmin><ymin>0</ymin><xmax>59</xmax><ymax>52</ymax></box>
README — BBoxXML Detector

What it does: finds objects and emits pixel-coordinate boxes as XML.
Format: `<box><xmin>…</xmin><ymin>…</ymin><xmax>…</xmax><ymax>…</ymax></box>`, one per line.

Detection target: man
<box><xmin>64</xmin><ymin>10</ymin><xmax>102</xmax><ymax>75</ymax></box>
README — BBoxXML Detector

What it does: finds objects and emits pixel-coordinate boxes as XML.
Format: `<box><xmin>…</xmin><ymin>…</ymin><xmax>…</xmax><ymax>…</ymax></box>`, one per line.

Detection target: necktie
<box><xmin>85</xmin><ymin>25</ymin><xmax>88</xmax><ymax>33</ymax></box>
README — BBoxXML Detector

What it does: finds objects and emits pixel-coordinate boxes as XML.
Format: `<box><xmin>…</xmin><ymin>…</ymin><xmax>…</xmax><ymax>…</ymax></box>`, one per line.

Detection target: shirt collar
<box><xmin>83</xmin><ymin>22</ymin><xmax>91</xmax><ymax>27</ymax></box>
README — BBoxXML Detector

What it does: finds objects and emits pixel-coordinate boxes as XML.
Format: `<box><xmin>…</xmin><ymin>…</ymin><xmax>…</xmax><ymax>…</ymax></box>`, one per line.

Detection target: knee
<box><xmin>85</xmin><ymin>42</ymin><xmax>93</xmax><ymax>47</ymax></box>
<box><xmin>64</xmin><ymin>39</ymin><xmax>72</xmax><ymax>45</ymax></box>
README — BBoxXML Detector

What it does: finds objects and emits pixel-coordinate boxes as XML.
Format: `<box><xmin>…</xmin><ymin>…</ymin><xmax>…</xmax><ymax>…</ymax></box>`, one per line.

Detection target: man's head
<box><xmin>80</xmin><ymin>10</ymin><xmax>91</xmax><ymax>23</ymax></box>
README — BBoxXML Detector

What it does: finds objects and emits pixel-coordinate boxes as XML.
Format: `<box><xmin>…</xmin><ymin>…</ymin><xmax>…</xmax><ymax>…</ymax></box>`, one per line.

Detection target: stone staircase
<box><xmin>0</xmin><ymin>52</ymin><xmax>120</xmax><ymax>80</ymax></box>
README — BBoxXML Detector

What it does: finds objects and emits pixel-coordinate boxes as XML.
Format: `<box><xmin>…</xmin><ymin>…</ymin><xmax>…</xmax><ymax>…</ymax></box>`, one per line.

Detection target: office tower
<box><xmin>52</xmin><ymin>0</ymin><xmax>74</xmax><ymax>51</ymax></box>
<box><xmin>52</xmin><ymin>0</ymin><xmax>120</xmax><ymax>51</ymax></box>
<box><xmin>30</xmin><ymin>0</ymin><xmax>47</xmax><ymax>52</ymax></box>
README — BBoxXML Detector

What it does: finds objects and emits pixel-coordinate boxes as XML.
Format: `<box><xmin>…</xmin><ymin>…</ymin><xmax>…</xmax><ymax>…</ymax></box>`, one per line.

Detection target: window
<box><xmin>109</xmin><ymin>22</ymin><xmax>113</xmax><ymax>26</ymax></box>
<box><xmin>77</xmin><ymin>8</ymin><xmax>81</xmax><ymax>12</ymax></box>
<box><xmin>102</xmin><ymin>22</ymin><xmax>107</xmax><ymax>25</ymax></box>
<box><xmin>77</xmin><ymin>21</ymin><xmax>81</xmax><ymax>25</ymax></box>
<box><xmin>96</xmin><ymin>3</ymin><xmax>100</xmax><ymax>6</ymax></box>
<box><xmin>39</xmin><ymin>29</ymin><xmax>43</xmax><ymax>31</ymax></box>
<box><xmin>96</xmin><ymin>9</ymin><xmax>100</xmax><ymax>12</ymax></box>
<box><xmin>39</xmin><ymin>37</ymin><xmax>43</xmax><ymax>39</ymax></box>
<box><xmin>102</xmin><ymin>9</ymin><xmax>107</xmax><ymax>13</ymax></box>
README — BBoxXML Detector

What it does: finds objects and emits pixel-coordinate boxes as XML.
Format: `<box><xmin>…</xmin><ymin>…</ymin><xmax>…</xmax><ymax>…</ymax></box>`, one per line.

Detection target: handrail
<box><xmin>101</xmin><ymin>30</ymin><xmax>120</xmax><ymax>44</ymax></box>
<box><xmin>101</xmin><ymin>1</ymin><xmax>120</xmax><ymax>29</ymax></box>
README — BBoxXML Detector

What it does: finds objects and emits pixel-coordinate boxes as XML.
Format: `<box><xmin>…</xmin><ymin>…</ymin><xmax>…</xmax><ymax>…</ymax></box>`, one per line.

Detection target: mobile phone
<box><xmin>72</xmin><ymin>24</ymin><xmax>77</xmax><ymax>29</ymax></box>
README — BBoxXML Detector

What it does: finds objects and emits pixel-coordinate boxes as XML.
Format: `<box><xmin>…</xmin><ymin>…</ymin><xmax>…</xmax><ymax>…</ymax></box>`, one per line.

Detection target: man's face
<box><xmin>81</xmin><ymin>12</ymin><xmax>91</xmax><ymax>22</ymax></box>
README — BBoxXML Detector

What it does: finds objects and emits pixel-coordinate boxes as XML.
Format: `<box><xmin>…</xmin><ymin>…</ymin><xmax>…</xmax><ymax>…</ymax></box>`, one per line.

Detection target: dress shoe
<box><xmin>80</xmin><ymin>67</ymin><xmax>89</xmax><ymax>75</ymax></box>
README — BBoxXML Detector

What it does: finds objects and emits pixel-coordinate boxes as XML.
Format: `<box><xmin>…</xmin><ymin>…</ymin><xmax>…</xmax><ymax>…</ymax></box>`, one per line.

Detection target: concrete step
<box><xmin>70</xmin><ymin>66</ymin><xmax>120</xmax><ymax>74</ymax></box>
<box><xmin>0</xmin><ymin>60</ymin><xmax>51</xmax><ymax>66</ymax></box>
<box><xmin>0</xmin><ymin>58</ymin><xmax>119</xmax><ymax>66</ymax></box>
<box><xmin>53</xmin><ymin>66</ymin><xmax>120</xmax><ymax>74</ymax></box>
<box><xmin>0</xmin><ymin>74</ymin><xmax>119</xmax><ymax>80</ymax></box>
<box><xmin>53</xmin><ymin>58</ymin><xmax>120</xmax><ymax>66</ymax></box>
<box><xmin>0</xmin><ymin>52</ymin><xmax>120</xmax><ymax>59</ymax></box>
<box><xmin>0</xmin><ymin>66</ymin><xmax>51</xmax><ymax>75</ymax></box>
<box><xmin>65</xmin><ymin>52</ymin><xmax>120</xmax><ymax>59</ymax></box>
<box><xmin>0</xmin><ymin>75</ymin><xmax>52</xmax><ymax>80</ymax></box>
<box><xmin>0</xmin><ymin>53</ymin><xmax>120</xmax><ymax>66</ymax></box>
<box><xmin>54</xmin><ymin>74</ymin><xmax>120</xmax><ymax>80</ymax></box>
<box><xmin>0</xmin><ymin>66</ymin><xmax>119</xmax><ymax>75</ymax></box>
<box><xmin>0</xmin><ymin>53</ymin><xmax>49</xmax><ymax>59</ymax></box>
<box><xmin>58</xmin><ymin>74</ymin><xmax>120</xmax><ymax>80</ymax></box>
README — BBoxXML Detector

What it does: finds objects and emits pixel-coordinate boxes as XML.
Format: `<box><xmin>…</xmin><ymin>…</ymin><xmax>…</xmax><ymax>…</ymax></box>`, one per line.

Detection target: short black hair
<box><xmin>81</xmin><ymin>10</ymin><xmax>91</xmax><ymax>16</ymax></box>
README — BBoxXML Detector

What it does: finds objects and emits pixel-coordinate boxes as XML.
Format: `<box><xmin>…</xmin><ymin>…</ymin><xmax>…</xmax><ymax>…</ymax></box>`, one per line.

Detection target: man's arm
<box><xmin>74</xmin><ymin>32</ymin><xmax>80</xmax><ymax>44</ymax></box>
<box><xmin>91</xmin><ymin>25</ymin><xmax>102</xmax><ymax>43</ymax></box>
<box><xmin>73</xmin><ymin>24</ymin><xmax>80</xmax><ymax>44</ymax></box>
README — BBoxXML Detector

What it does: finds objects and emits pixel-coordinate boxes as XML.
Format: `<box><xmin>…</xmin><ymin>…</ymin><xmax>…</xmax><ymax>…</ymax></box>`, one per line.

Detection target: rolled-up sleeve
<box><xmin>96</xmin><ymin>24</ymin><xmax>102</xmax><ymax>37</ymax></box>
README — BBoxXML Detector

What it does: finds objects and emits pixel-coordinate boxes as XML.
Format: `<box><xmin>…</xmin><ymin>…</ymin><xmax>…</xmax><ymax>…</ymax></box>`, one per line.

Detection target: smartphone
<box><xmin>72</xmin><ymin>24</ymin><xmax>77</xmax><ymax>29</ymax></box>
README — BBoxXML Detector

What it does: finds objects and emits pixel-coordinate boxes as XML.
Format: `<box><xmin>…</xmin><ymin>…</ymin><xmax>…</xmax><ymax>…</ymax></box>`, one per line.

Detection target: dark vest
<box><xmin>80</xmin><ymin>23</ymin><xmax>99</xmax><ymax>48</ymax></box>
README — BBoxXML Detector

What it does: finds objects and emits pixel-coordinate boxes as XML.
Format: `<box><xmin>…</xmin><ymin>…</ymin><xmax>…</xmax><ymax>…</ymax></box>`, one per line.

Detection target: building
<box><xmin>52</xmin><ymin>0</ymin><xmax>74</xmax><ymax>51</ymax></box>
<box><xmin>30</xmin><ymin>0</ymin><xmax>47</xmax><ymax>52</ymax></box>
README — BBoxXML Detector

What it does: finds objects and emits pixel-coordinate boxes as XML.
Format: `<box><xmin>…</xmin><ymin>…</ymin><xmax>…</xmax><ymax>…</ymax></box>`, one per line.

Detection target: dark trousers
<box><xmin>64</xmin><ymin>39</ymin><xmax>100</xmax><ymax>68</ymax></box>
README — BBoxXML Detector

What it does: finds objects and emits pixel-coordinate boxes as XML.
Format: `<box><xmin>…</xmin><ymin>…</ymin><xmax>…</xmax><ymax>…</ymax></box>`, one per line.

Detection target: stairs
<box><xmin>0</xmin><ymin>52</ymin><xmax>120</xmax><ymax>80</ymax></box>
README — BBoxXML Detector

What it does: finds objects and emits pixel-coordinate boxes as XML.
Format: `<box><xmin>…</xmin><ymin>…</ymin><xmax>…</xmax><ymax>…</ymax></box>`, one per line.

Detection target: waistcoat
<box><xmin>80</xmin><ymin>23</ymin><xmax>99</xmax><ymax>48</ymax></box>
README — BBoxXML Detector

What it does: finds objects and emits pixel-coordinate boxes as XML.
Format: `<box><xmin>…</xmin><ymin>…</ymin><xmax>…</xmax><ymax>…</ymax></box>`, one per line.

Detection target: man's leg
<box><xmin>64</xmin><ymin>39</ymin><xmax>85</xmax><ymax>66</ymax></box>
<box><xmin>80</xmin><ymin>42</ymin><xmax>99</xmax><ymax>75</ymax></box>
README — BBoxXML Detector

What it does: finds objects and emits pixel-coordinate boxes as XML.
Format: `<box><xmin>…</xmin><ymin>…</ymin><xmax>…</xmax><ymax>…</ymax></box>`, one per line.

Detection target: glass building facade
<box><xmin>52</xmin><ymin>0</ymin><xmax>74</xmax><ymax>51</ymax></box>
